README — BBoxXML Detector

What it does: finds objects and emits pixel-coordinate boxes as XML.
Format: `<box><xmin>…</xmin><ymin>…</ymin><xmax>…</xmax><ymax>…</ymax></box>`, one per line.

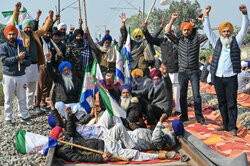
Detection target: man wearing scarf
<box><xmin>134</xmin><ymin>65</ymin><xmax>173</xmax><ymax>129</ymax></box>
<box><xmin>203</xmin><ymin>5</ymin><xmax>249</xmax><ymax>136</ymax></box>
<box><xmin>12</xmin><ymin>2</ymin><xmax>54</xmax><ymax>111</ymax></box>
<box><xmin>85</xmin><ymin>27</ymin><xmax>119</xmax><ymax>73</ymax></box>
<box><xmin>119</xmin><ymin>13</ymin><xmax>156</xmax><ymax>77</ymax></box>
<box><xmin>131</xmin><ymin>68</ymin><xmax>152</xmax><ymax>91</ymax></box>
<box><xmin>65</xmin><ymin>25</ymin><xmax>93</xmax><ymax>81</ymax></box>
<box><xmin>166</xmin><ymin>13</ymin><xmax>207</xmax><ymax>125</ymax></box>
<box><xmin>57</xmin><ymin>23</ymin><xmax>74</xmax><ymax>46</ymax></box>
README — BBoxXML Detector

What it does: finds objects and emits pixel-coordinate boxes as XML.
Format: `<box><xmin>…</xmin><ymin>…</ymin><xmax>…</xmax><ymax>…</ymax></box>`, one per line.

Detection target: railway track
<box><xmin>45</xmin><ymin>131</ymin><xmax>220</xmax><ymax>166</ymax></box>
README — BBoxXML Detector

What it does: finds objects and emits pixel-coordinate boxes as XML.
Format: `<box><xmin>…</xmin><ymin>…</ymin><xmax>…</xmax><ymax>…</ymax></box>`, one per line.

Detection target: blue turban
<box><xmin>121</xmin><ymin>84</ymin><xmax>132</xmax><ymax>92</ymax></box>
<box><xmin>58</xmin><ymin>61</ymin><xmax>72</xmax><ymax>74</ymax></box>
<box><xmin>48</xmin><ymin>114</ymin><xmax>56</xmax><ymax>128</ymax></box>
<box><xmin>101</xmin><ymin>34</ymin><xmax>112</xmax><ymax>43</ymax></box>
<box><xmin>172</xmin><ymin>119</ymin><xmax>184</xmax><ymax>136</ymax></box>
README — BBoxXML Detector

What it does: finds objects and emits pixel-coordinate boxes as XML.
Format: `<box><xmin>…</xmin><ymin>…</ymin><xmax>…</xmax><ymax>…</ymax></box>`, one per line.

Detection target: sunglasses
<box><xmin>135</xmin><ymin>35</ymin><xmax>142</xmax><ymax>39</ymax></box>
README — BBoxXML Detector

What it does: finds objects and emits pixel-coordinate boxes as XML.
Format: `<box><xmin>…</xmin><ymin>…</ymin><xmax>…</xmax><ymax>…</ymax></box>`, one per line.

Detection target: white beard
<box><xmin>120</xmin><ymin>96</ymin><xmax>132</xmax><ymax>111</ymax></box>
<box><xmin>220</xmin><ymin>36</ymin><xmax>233</xmax><ymax>48</ymax></box>
<box><xmin>62</xmin><ymin>72</ymin><xmax>74</xmax><ymax>91</ymax></box>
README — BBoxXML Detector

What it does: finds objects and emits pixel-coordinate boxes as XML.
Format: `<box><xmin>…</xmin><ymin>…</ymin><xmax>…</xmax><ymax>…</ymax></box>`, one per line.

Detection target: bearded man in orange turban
<box><xmin>203</xmin><ymin>5</ymin><xmax>249</xmax><ymax>136</ymax></box>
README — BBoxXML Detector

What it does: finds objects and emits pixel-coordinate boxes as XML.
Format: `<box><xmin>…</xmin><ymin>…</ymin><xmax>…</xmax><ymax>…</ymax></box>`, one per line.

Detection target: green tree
<box><xmin>233</xmin><ymin>26</ymin><xmax>250</xmax><ymax>45</ymax></box>
<box><xmin>0</xmin><ymin>24</ymin><xmax>6</xmax><ymax>44</ymax></box>
<box><xmin>126</xmin><ymin>0</ymin><xmax>203</xmax><ymax>36</ymax></box>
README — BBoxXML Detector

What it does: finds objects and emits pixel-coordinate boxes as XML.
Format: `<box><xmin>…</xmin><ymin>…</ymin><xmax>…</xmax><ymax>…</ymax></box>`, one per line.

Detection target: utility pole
<box><xmin>58</xmin><ymin>0</ymin><xmax>61</xmax><ymax>24</ymax></box>
<box><xmin>142</xmin><ymin>0</ymin><xmax>145</xmax><ymax>21</ymax></box>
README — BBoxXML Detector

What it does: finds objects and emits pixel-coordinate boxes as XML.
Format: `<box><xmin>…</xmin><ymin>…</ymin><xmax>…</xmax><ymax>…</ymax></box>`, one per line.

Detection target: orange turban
<box><xmin>131</xmin><ymin>69</ymin><xmax>143</xmax><ymax>78</ymax></box>
<box><xmin>4</xmin><ymin>25</ymin><xmax>18</xmax><ymax>38</ymax></box>
<box><xmin>180</xmin><ymin>22</ymin><xmax>193</xmax><ymax>31</ymax></box>
<box><xmin>219</xmin><ymin>22</ymin><xmax>233</xmax><ymax>35</ymax></box>
<box><xmin>209</xmin><ymin>56</ymin><xmax>213</xmax><ymax>64</ymax></box>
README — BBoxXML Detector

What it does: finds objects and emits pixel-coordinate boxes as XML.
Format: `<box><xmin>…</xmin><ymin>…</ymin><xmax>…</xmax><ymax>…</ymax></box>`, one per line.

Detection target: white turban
<box><xmin>165</xmin><ymin>24</ymin><xmax>176</xmax><ymax>34</ymax></box>
<box><xmin>241</xmin><ymin>61</ymin><xmax>248</xmax><ymax>67</ymax></box>
<box><xmin>57</xmin><ymin>23</ymin><xmax>67</xmax><ymax>30</ymax></box>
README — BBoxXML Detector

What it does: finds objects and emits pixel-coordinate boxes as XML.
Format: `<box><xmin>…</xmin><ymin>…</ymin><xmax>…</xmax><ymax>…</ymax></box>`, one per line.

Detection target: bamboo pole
<box><xmin>57</xmin><ymin>140</ymin><xmax>128</xmax><ymax>161</ymax></box>
<box><xmin>144</xmin><ymin>0</ymin><xmax>157</xmax><ymax>23</ymax></box>
<box><xmin>17</xmin><ymin>45</ymin><xmax>20</xmax><ymax>71</ymax></box>
<box><xmin>83</xmin><ymin>0</ymin><xmax>88</xmax><ymax>27</ymax></box>
<box><xmin>78</xmin><ymin>0</ymin><xmax>82</xmax><ymax>19</ymax></box>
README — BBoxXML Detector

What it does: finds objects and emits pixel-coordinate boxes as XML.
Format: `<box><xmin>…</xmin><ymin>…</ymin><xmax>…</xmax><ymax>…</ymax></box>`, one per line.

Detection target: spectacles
<box><xmin>135</xmin><ymin>35</ymin><xmax>142</xmax><ymax>39</ymax></box>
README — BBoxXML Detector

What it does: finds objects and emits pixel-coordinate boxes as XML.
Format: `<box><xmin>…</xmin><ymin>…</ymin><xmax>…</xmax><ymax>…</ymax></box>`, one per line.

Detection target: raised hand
<box><xmin>79</xmin><ymin>18</ymin><xmax>83</xmax><ymax>26</ymax></box>
<box><xmin>15</xmin><ymin>2</ymin><xmax>22</xmax><ymax>11</ymax></box>
<box><xmin>197</xmin><ymin>12</ymin><xmax>204</xmax><ymax>23</ymax></box>
<box><xmin>160</xmin><ymin>16</ymin><xmax>166</xmax><ymax>28</ymax></box>
<box><xmin>190</xmin><ymin>18</ymin><xmax>196</xmax><ymax>27</ymax></box>
<box><xmin>36</xmin><ymin>10</ymin><xmax>42</xmax><ymax>20</ymax></box>
<box><xmin>160</xmin><ymin>64</ymin><xmax>167</xmax><ymax>75</ymax></box>
<box><xmin>142</xmin><ymin>22</ymin><xmax>148</xmax><ymax>31</ymax></box>
<box><xmin>45</xmin><ymin>97</ymin><xmax>54</xmax><ymax>110</ymax></box>
<box><xmin>49</xmin><ymin>10</ymin><xmax>54</xmax><ymax>19</ymax></box>
<box><xmin>120</xmin><ymin>13</ymin><xmax>127</xmax><ymax>24</ymax></box>
<box><xmin>54</xmin><ymin>13</ymin><xmax>60</xmax><ymax>22</ymax></box>
<box><xmin>171</xmin><ymin>13</ymin><xmax>179</xmax><ymax>20</ymax></box>
<box><xmin>204</xmin><ymin>6</ymin><xmax>211</xmax><ymax>16</ymax></box>
<box><xmin>239</xmin><ymin>5</ymin><xmax>247</xmax><ymax>15</ymax></box>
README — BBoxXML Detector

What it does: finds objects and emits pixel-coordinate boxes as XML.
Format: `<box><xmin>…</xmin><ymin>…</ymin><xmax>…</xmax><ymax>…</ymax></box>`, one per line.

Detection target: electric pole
<box><xmin>58</xmin><ymin>0</ymin><xmax>61</xmax><ymax>24</ymax></box>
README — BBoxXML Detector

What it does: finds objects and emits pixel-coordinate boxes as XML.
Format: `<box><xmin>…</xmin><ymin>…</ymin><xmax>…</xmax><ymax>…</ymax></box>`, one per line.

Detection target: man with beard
<box><xmin>134</xmin><ymin>65</ymin><xmax>173</xmax><ymax>129</ymax></box>
<box><xmin>57</xmin><ymin>23</ymin><xmax>74</xmax><ymax>45</ymax></box>
<box><xmin>86</xmin><ymin>27</ymin><xmax>118</xmax><ymax>73</ymax></box>
<box><xmin>119</xmin><ymin>84</ymin><xmax>146</xmax><ymax>130</ymax></box>
<box><xmin>203</xmin><ymin>5</ymin><xmax>249</xmax><ymax>136</ymax></box>
<box><xmin>131</xmin><ymin>68</ymin><xmax>152</xmax><ymax>91</ymax></box>
<box><xmin>119</xmin><ymin>13</ymin><xmax>155</xmax><ymax>77</ymax></box>
<box><xmin>166</xmin><ymin>13</ymin><xmax>207</xmax><ymax>125</ymax></box>
<box><xmin>46</xmin><ymin>53</ymin><xmax>82</xmax><ymax>104</ymax></box>
<box><xmin>0</xmin><ymin>25</ymin><xmax>32</xmax><ymax>125</ymax></box>
<box><xmin>65</xmin><ymin>21</ymin><xmax>93</xmax><ymax>81</ymax></box>
<box><xmin>12</xmin><ymin>2</ymin><xmax>54</xmax><ymax>111</ymax></box>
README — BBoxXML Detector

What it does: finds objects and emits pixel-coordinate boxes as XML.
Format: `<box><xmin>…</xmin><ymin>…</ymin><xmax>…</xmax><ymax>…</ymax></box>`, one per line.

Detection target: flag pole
<box><xmin>58</xmin><ymin>140</ymin><xmax>128</xmax><ymax>161</ymax></box>
<box><xmin>78</xmin><ymin>0</ymin><xmax>82</xmax><ymax>19</ymax></box>
<box><xmin>92</xmin><ymin>76</ymin><xmax>98</xmax><ymax>124</ymax></box>
<box><xmin>83</xmin><ymin>0</ymin><xmax>87</xmax><ymax>27</ymax></box>
<box><xmin>144</xmin><ymin>0</ymin><xmax>157</xmax><ymax>23</ymax></box>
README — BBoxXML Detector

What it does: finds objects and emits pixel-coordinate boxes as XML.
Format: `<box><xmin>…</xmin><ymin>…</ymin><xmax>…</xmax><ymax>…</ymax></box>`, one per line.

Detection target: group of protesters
<box><xmin>0</xmin><ymin>1</ymin><xmax>249</xmax><ymax>163</ymax></box>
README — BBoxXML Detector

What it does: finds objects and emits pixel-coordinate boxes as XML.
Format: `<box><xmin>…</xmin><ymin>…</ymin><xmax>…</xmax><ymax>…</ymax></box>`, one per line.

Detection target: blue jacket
<box><xmin>0</xmin><ymin>42</ymin><xmax>31</xmax><ymax>76</ymax></box>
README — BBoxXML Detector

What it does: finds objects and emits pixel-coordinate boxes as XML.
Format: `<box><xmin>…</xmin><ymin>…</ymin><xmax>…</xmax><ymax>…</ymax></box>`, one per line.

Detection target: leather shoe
<box><xmin>216</xmin><ymin>125</ymin><xmax>228</xmax><ymax>131</ymax></box>
<box><xmin>229</xmin><ymin>129</ymin><xmax>237</xmax><ymax>136</ymax></box>
<box><xmin>197</xmin><ymin>119</ymin><xmax>207</xmax><ymax>125</ymax></box>
<box><xmin>180</xmin><ymin>117</ymin><xmax>189</xmax><ymax>123</ymax></box>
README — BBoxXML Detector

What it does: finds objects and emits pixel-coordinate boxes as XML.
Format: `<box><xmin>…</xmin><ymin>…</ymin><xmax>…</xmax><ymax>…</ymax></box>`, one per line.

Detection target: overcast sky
<box><xmin>0</xmin><ymin>0</ymin><xmax>249</xmax><ymax>40</ymax></box>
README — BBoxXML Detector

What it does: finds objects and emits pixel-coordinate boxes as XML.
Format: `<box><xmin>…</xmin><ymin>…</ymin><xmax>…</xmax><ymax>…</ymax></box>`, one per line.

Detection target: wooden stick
<box><xmin>144</xmin><ymin>0</ymin><xmax>157</xmax><ymax>23</ymax></box>
<box><xmin>92</xmin><ymin>76</ymin><xmax>98</xmax><ymax>123</ymax></box>
<box><xmin>17</xmin><ymin>45</ymin><xmax>20</xmax><ymax>71</ymax></box>
<box><xmin>78</xmin><ymin>0</ymin><xmax>82</xmax><ymax>19</ymax></box>
<box><xmin>83</xmin><ymin>0</ymin><xmax>88</xmax><ymax>27</ymax></box>
<box><xmin>57</xmin><ymin>140</ymin><xmax>128</xmax><ymax>161</ymax></box>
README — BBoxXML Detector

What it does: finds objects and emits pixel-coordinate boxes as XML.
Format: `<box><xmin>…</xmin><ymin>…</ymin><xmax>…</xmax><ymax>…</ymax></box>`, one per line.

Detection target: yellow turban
<box><xmin>131</xmin><ymin>69</ymin><xmax>143</xmax><ymax>78</ymax></box>
<box><xmin>132</xmin><ymin>28</ymin><xmax>144</xmax><ymax>40</ymax></box>
<box><xmin>219</xmin><ymin>22</ymin><xmax>234</xmax><ymax>35</ymax></box>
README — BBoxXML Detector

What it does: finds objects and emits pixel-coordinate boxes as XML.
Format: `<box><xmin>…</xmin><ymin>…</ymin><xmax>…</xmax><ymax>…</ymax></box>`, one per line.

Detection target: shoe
<box><xmin>21</xmin><ymin>118</ymin><xmax>34</xmax><ymax>125</ymax></box>
<box><xmin>34</xmin><ymin>107</ymin><xmax>43</xmax><ymax>114</ymax></box>
<box><xmin>5</xmin><ymin>120</ymin><xmax>14</xmax><ymax>126</ymax></box>
<box><xmin>229</xmin><ymin>129</ymin><xmax>237</xmax><ymax>136</ymax></box>
<box><xmin>40</xmin><ymin>107</ymin><xmax>50</xmax><ymax>112</ymax></box>
<box><xmin>216</xmin><ymin>125</ymin><xmax>228</xmax><ymax>131</ymax></box>
<box><xmin>180</xmin><ymin>117</ymin><xmax>189</xmax><ymax>123</ymax></box>
<box><xmin>174</xmin><ymin>111</ymin><xmax>181</xmax><ymax>116</ymax></box>
<box><xmin>165</xmin><ymin>151</ymin><xmax>176</xmax><ymax>159</ymax></box>
<box><xmin>197</xmin><ymin>119</ymin><xmax>207</xmax><ymax>125</ymax></box>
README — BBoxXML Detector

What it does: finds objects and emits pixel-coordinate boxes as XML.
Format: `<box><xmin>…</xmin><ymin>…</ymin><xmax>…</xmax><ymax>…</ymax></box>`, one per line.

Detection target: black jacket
<box><xmin>52</xmin><ymin>109</ymin><xmax>105</xmax><ymax>163</ymax></box>
<box><xmin>47</xmin><ymin>62</ymin><xmax>82</xmax><ymax>104</ymax></box>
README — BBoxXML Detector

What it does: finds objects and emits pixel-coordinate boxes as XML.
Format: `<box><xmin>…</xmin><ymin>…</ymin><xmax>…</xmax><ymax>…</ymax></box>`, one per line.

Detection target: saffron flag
<box><xmin>15</xmin><ymin>129</ymin><xmax>57</xmax><ymax>155</ymax></box>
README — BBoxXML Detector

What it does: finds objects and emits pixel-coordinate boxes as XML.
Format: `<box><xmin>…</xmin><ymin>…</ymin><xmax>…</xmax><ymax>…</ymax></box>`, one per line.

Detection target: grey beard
<box><xmin>62</xmin><ymin>72</ymin><xmax>74</xmax><ymax>91</ymax></box>
<box><xmin>220</xmin><ymin>36</ymin><xmax>233</xmax><ymax>48</ymax></box>
<box><xmin>120</xmin><ymin>96</ymin><xmax>132</xmax><ymax>111</ymax></box>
